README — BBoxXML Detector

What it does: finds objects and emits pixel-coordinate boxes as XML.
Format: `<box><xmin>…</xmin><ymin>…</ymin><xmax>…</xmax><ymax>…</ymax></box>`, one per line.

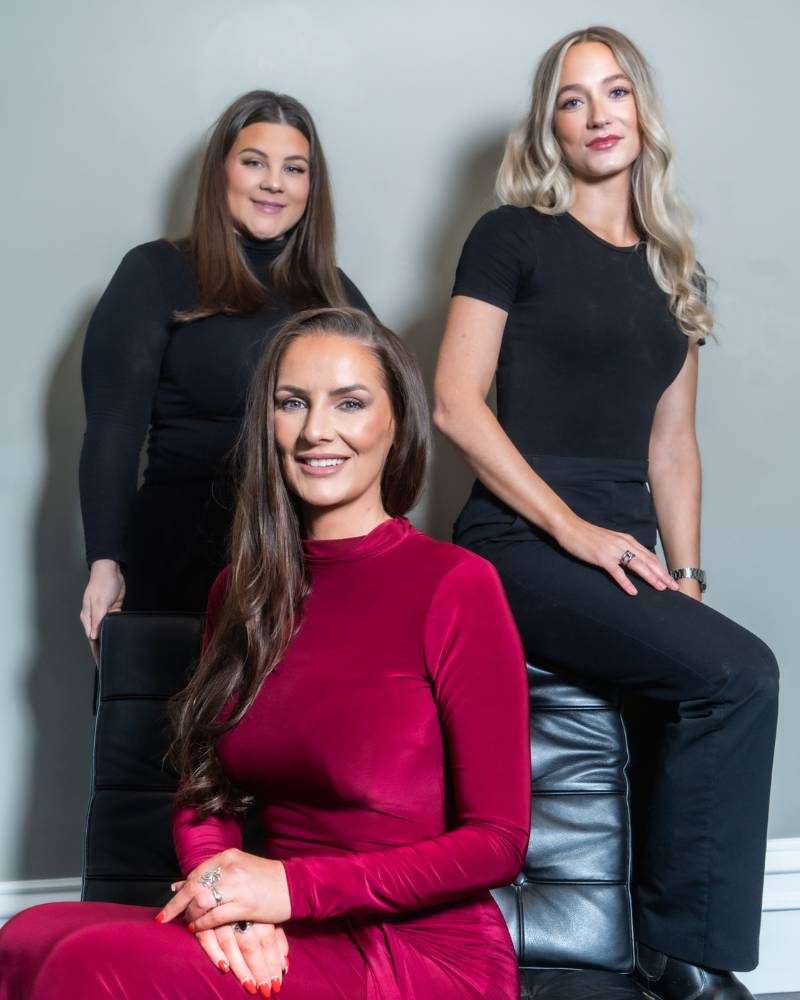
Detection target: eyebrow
<box><xmin>556</xmin><ymin>73</ymin><xmax>631</xmax><ymax>99</ymax></box>
<box><xmin>275</xmin><ymin>384</ymin><xmax>372</xmax><ymax>396</ymax></box>
<box><xmin>237</xmin><ymin>146</ymin><xmax>310</xmax><ymax>164</ymax></box>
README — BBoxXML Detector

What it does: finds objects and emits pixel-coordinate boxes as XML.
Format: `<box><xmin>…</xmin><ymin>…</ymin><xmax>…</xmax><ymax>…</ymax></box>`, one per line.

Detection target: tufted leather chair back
<box><xmin>83</xmin><ymin>615</ymin><xmax>637</xmax><ymax>996</ymax></box>
<box><xmin>82</xmin><ymin>614</ymin><xmax>199</xmax><ymax>905</ymax></box>
<box><xmin>506</xmin><ymin>665</ymin><xmax>635</xmax><ymax>983</ymax></box>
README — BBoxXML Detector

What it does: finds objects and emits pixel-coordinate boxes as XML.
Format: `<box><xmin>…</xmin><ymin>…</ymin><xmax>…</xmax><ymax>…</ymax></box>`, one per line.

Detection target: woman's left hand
<box><xmin>157</xmin><ymin>849</ymin><xmax>292</xmax><ymax>930</ymax></box>
<box><xmin>195</xmin><ymin>923</ymin><xmax>288</xmax><ymax>996</ymax></box>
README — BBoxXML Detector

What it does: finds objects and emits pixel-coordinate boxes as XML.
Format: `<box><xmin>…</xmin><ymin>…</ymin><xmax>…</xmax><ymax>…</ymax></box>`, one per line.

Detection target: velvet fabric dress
<box><xmin>0</xmin><ymin>518</ymin><xmax>531</xmax><ymax>999</ymax></box>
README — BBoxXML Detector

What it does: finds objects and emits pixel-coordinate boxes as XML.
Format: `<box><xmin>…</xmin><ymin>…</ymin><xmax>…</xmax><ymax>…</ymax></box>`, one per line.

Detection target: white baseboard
<box><xmin>0</xmin><ymin>876</ymin><xmax>81</xmax><ymax>924</ymax></box>
<box><xmin>740</xmin><ymin>837</ymin><xmax>800</xmax><ymax>995</ymax></box>
<box><xmin>0</xmin><ymin>841</ymin><xmax>798</xmax><ymax>993</ymax></box>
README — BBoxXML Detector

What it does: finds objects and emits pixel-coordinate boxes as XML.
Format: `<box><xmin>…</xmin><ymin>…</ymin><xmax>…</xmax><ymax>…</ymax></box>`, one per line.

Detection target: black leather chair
<box><xmin>82</xmin><ymin>614</ymin><xmax>202</xmax><ymax>905</ymax></box>
<box><xmin>513</xmin><ymin>665</ymin><xmax>641</xmax><ymax>998</ymax></box>
<box><xmin>83</xmin><ymin>614</ymin><xmax>643</xmax><ymax>999</ymax></box>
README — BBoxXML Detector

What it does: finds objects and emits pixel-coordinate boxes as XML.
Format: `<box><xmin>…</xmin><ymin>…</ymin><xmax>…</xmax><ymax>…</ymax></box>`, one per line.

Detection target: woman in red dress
<box><xmin>0</xmin><ymin>307</ymin><xmax>531</xmax><ymax>999</ymax></box>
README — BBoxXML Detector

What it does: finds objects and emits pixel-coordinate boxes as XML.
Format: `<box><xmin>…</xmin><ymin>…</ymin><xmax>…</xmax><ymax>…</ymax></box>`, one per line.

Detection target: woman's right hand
<box><xmin>555</xmin><ymin>515</ymin><xmax>679</xmax><ymax>597</ymax></box>
<box><xmin>194</xmin><ymin>923</ymin><xmax>288</xmax><ymax>997</ymax></box>
<box><xmin>80</xmin><ymin>559</ymin><xmax>126</xmax><ymax>658</ymax></box>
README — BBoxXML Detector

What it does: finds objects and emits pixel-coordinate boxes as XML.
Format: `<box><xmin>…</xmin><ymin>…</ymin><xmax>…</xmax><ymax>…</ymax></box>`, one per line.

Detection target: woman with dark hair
<box><xmin>434</xmin><ymin>26</ymin><xmax>778</xmax><ymax>1000</ymax></box>
<box><xmin>79</xmin><ymin>90</ymin><xmax>371</xmax><ymax>648</ymax></box>
<box><xmin>2</xmin><ymin>308</ymin><xmax>531</xmax><ymax>999</ymax></box>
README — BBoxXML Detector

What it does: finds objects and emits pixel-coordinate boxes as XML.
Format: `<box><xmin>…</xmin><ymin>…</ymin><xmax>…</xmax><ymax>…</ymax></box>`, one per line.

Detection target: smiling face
<box><xmin>553</xmin><ymin>41</ymin><xmax>641</xmax><ymax>182</ymax></box>
<box><xmin>224</xmin><ymin>121</ymin><xmax>311</xmax><ymax>240</ymax></box>
<box><xmin>273</xmin><ymin>333</ymin><xmax>396</xmax><ymax>534</ymax></box>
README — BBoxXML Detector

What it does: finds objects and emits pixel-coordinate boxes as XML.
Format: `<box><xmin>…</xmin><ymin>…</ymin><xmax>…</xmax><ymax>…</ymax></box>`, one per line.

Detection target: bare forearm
<box><xmin>433</xmin><ymin>396</ymin><xmax>574</xmax><ymax>541</ymax></box>
<box><xmin>648</xmin><ymin>441</ymin><xmax>702</xmax><ymax>571</ymax></box>
<box><xmin>434</xmin><ymin>296</ymin><xmax>679</xmax><ymax>596</ymax></box>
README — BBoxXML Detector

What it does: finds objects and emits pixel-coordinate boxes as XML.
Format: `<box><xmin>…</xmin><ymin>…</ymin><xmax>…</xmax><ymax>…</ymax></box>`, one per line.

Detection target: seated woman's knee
<box><xmin>720</xmin><ymin>635</ymin><xmax>779</xmax><ymax>705</ymax></box>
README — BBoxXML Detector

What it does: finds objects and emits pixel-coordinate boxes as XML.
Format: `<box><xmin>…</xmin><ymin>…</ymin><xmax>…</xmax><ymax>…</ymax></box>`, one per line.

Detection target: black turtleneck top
<box><xmin>79</xmin><ymin>237</ymin><xmax>370</xmax><ymax>567</ymax></box>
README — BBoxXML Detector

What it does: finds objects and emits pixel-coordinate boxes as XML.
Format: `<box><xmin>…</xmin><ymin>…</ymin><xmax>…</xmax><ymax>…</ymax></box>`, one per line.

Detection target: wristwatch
<box><xmin>670</xmin><ymin>567</ymin><xmax>707</xmax><ymax>593</ymax></box>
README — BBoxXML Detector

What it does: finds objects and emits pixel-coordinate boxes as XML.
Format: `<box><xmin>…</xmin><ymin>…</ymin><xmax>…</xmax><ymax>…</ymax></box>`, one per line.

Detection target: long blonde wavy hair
<box><xmin>497</xmin><ymin>25</ymin><xmax>712</xmax><ymax>342</ymax></box>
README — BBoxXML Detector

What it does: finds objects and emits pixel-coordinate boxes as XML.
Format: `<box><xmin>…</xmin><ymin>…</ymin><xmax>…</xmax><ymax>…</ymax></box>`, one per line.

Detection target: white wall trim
<box><xmin>0</xmin><ymin>877</ymin><xmax>81</xmax><ymax>924</ymax></box>
<box><xmin>0</xmin><ymin>841</ymin><xmax>798</xmax><ymax>993</ymax></box>
<box><xmin>762</xmin><ymin>836</ymin><xmax>800</xmax><ymax>912</ymax></box>
<box><xmin>738</xmin><ymin>837</ymin><xmax>800</xmax><ymax>996</ymax></box>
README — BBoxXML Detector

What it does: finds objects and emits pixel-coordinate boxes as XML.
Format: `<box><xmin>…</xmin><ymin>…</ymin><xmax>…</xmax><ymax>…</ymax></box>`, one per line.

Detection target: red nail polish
<box><xmin>243</xmin><ymin>981</ymin><xmax>257</xmax><ymax>996</ymax></box>
<box><xmin>218</xmin><ymin>960</ymin><xmax>230</xmax><ymax>973</ymax></box>
<box><xmin>259</xmin><ymin>985</ymin><xmax>272</xmax><ymax>998</ymax></box>
<box><xmin>186</xmin><ymin>922</ymin><xmax>196</xmax><ymax>933</ymax></box>
<box><xmin>271</xmin><ymin>978</ymin><xmax>282</xmax><ymax>993</ymax></box>
<box><xmin>154</xmin><ymin>911</ymin><xmax>166</xmax><ymax>923</ymax></box>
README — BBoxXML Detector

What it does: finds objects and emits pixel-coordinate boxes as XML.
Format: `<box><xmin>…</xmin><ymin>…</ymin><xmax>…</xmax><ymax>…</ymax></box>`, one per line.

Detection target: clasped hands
<box><xmin>156</xmin><ymin>849</ymin><xmax>292</xmax><ymax>996</ymax></box>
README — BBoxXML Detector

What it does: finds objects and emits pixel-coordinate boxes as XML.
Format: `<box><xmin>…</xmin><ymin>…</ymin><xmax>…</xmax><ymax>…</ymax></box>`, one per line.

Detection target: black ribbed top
<box><xmin>80</xmin><ymin>236</ymin><xmax>370</xmax><ymax>564</ymax></box>
<box><xmin>453</xmin><ymin>205</ymin><xmax>692</xmax><ymax>462</ymax></box>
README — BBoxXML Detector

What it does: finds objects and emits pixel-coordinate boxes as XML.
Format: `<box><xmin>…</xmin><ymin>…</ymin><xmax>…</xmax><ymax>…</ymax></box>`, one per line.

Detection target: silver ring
<box><xmin>199</xmin><ymin>866</ymin><xmax>224</xmax><ymax>906</ymax></box>
<box><xmin>199</xmin><ymin>866</ymin><xmax>222</xmax><ymax>888</ymax></box>
<box><xmin>620</xmin><ymin>549</ymin><xmax>636</xmax><ymax>567</ymax></box>
<box><xmin>234</xmin><ymin>920</ymin><xmax>253</xmax><ymax>934</ymax></box>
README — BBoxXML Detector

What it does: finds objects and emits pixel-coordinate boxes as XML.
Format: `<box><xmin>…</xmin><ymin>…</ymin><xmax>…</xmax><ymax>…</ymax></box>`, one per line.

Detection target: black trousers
<box><xmin>122</xmin><ymin>479</ymin><xmax>234</xmax><ymax>614</ymax></box>
<box><xmin>454</xmin><ymin>456</ymin><xmax>779</xmax><ymax>972</ymax></box>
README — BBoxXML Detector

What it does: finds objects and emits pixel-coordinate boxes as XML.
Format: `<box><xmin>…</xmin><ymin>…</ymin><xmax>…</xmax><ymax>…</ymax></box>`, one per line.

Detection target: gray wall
<box><xmin>1</xmin><ymin>0</ymin><xmax>797</xmax><ymax>880</ymax></box>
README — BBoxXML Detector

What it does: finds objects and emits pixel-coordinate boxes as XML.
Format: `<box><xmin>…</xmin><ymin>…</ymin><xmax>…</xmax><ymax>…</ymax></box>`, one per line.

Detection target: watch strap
<box><xmin>670</xmin><ymin>567</ymin><xmax>707</xmax><ymax>592</ymax></box>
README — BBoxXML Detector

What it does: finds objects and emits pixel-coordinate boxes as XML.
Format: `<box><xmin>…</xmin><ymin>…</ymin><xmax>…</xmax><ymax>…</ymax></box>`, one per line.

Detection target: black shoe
<box><xmin>635</xmin><ymin>944</ymin><xmax>754</xmax><ymax>1000</ymax></box>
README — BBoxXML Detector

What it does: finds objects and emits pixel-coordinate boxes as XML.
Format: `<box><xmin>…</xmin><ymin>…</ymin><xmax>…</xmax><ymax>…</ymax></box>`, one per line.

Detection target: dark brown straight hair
<box><xmin>171</xmin><ymin>308</ymin><xmax>430</xmax><ymax>815</ymax></box>
<box><xmin>176</xmin><ymin>90</ymin><xmax>346</xmax><ymax>322</ymax></box>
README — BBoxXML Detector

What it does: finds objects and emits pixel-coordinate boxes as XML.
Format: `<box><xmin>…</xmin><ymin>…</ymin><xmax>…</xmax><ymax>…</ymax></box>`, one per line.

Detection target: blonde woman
<box><xmin>434</xmin><ymin>26</ymin><xmax>778</xmax><ymax>1000</ymax></box>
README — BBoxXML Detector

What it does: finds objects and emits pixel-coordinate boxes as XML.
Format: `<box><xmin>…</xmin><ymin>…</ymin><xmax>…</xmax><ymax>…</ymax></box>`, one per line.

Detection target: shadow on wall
<box><xmin>162</xmin><ymin>143</ymin><xmax>203</xmax><ymax>241</ymax></box>
<box><xmin>17</xmin><ymin>147</ymin><xmax>202</xmax><ymax>879</ymax></box>
<box><xmin>19</xmin><ymin>303</ymin><xmax>97</xmax><ymax>878</ymax></box>
<box><xmin>402</xmin><ymin>129</ymin><xmax>508</xmax><ymax>541</ymax></box>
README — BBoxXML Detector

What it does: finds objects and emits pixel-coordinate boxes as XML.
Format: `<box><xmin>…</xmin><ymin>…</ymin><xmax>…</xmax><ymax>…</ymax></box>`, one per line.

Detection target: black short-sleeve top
<box><xmin>452</xmin><ymin>205</ymin><xmax>692</xmax><ymax>462</ymax></box>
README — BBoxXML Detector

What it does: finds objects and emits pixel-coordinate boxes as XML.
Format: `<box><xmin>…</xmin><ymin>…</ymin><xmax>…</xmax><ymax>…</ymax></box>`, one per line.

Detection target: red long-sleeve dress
<box><xmin>0</xmin><ymin>517</ymin><xmax>531</xmax><ymax>999</ymax></box>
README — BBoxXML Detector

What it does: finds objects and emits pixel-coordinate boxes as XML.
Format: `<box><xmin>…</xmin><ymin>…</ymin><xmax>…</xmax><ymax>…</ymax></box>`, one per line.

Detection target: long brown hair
<box><xmin>177</xmin><ymin>90</ymin><xmax>346</xmax><ymax>322</ymax></box>
<box><xmin>171</xmin><ymin>308</ymin><xmax>430</xmax><ymax>815</ymax></box>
